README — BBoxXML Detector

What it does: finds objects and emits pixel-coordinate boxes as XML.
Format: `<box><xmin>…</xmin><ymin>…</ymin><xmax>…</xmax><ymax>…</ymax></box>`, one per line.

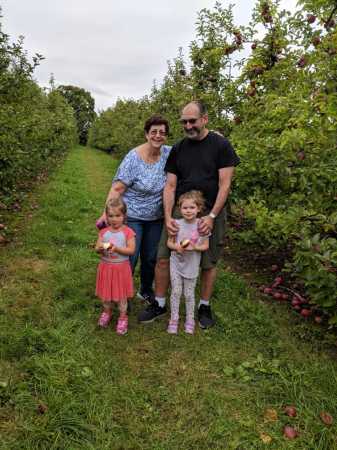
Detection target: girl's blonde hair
<box><xmin>105</xmin><ymin>197</ymin><xmax>127</xmax><ymax>222</ymax></box>
<box><xmin>177</xmin><ymin>190</ymin><xmax>205</xmax><ymax>215</ymax></box>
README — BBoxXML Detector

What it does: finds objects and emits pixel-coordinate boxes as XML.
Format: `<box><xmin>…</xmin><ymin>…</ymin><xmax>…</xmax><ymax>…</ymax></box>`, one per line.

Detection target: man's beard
<box><xmin>184</xmin><ymin>127</ymin><xmax>202</xmax><ymax>140</ymax></box>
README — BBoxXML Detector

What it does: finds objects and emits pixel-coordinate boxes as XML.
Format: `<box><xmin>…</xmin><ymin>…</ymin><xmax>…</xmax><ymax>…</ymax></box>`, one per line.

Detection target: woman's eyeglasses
<box><xmin>149</xmin><ymin>130</ymin><xmax>167</xmax><ymax>136</ymax></box>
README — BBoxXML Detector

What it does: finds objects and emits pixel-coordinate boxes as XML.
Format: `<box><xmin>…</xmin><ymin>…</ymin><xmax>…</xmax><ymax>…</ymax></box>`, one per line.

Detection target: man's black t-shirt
<box><xmin>165</xmin><ymin>131</ymin><xmax>240</xmax><ymax>209</ymax></box>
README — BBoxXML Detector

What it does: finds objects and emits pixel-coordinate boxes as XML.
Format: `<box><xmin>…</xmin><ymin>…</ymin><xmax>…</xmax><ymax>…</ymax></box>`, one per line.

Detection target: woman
<box><xmin>98</xmin><ymin>115</ymin><xmax>171</xmax><ymax>303</ymax></box>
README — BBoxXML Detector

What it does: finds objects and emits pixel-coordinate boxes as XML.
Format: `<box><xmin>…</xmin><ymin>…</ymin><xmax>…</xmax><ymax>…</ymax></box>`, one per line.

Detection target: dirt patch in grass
<box><xmin>7</xmin><ymin>258</ymin><xmax>50</xmax><ymax>276</ymax></box>
<box><xmin>222</xmin><ymin>236</ymin><xmax>289</xmax><ymax>288</ymax></box>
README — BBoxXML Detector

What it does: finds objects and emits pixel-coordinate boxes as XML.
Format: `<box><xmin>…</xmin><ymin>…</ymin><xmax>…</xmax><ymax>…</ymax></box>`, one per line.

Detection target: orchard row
<box><xmin>89</xmin><ymin>1</ymin><xmax>337</xmax><ymax>321</ymax></box>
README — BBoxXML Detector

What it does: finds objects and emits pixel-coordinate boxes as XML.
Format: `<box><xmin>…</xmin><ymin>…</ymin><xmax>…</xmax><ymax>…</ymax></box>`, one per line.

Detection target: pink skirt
<box><xmin>95</xmin><ymin>260</ymin><xmax>134</xmax><ymax>302</ymax></box>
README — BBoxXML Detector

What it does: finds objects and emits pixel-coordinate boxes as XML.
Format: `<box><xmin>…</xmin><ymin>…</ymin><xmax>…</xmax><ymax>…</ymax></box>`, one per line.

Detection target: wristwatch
<box><xmin>209</xmin><ymin>212</ymin><xmax>217</xmax><ymax>219</ymax></box>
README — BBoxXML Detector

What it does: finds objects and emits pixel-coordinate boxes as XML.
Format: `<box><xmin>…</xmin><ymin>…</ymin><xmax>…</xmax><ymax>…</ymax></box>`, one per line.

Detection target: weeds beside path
<box><xmin>1</xmin><ymin>147</ymin><xmax>337</xmax><ymax>449</ymax></box>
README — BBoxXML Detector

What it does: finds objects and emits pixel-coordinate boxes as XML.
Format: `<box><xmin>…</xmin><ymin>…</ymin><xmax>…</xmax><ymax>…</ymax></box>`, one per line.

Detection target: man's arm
<box><xmin>163</xmin><ymin>172</ymin><xmax>179</xmax><ymax>235</ymax></box>
<box><xmin>199</xmin><ymin>167</ymin><xmax>235</xmax><ymax>234</ymax></box>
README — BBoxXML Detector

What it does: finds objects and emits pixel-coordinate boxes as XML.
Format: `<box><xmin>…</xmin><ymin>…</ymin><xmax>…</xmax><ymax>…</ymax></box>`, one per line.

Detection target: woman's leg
<box><xmin>126</xmin><ymin>219</ymin><xmax>143</xmax><ymax>273</ymax></box>
<box><xmin>139</xmin><ymin>219</ymin><xmax>163</xmax><ymax>296</ymax></box>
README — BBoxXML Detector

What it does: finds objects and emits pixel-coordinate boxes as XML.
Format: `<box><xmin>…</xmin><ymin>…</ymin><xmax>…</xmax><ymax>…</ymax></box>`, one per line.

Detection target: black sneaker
<box><xmin>198</xmin><ymin>304</ymin><xmax>215</xmax><ymax>329</ymax></box>
<box><xmin>136</xmin><ymin>291</ymin><xmax>154</xmax><ymax>305</ymax></box>
<box><xmin>138</xmin><ymin>300</ymin><xmax>167</xmax><ymax>323</ymax></box>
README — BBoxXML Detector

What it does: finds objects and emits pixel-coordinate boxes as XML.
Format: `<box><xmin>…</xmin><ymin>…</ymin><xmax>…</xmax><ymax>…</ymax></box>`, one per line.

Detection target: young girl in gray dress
<box><xmin>167</xmin><ymin>191</ymin><xmax>209</xmax><ymax>334</ymax></box>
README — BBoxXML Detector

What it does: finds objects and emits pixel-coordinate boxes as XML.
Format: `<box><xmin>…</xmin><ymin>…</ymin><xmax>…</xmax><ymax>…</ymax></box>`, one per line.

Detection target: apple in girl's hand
<box><xmin>180</xmin><ymin>239</ymin><xmax>190</xmax><ymax>248</ymax></box>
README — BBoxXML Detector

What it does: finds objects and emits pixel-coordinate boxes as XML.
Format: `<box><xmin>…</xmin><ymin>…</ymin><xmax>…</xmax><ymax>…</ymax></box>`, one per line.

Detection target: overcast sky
<box><xmin>1</xmin><ymin>0</ymin><xmax>297</xmax><ymax>111</ymax></box>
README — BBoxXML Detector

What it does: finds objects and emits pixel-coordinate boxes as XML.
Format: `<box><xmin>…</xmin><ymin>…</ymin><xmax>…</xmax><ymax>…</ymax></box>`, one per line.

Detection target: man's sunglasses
<box><xmin>179</xmin><ymin>118</ymin><xmax>200</xmax><ymax>125</ymax></box>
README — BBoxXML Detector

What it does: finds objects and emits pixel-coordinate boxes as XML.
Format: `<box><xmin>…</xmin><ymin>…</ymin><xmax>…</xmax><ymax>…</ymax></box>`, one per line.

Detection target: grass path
<box><xmin>1</xmin><ymin>146</ymin><xmax>337</xmax><ymax>449</ymax></box>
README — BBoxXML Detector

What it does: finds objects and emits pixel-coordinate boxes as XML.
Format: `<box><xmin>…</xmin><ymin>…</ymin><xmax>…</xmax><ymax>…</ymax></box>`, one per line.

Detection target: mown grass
<box><xmin>1</xmin><ymin>146</ymin><xmax>337</xmax><ymax>449</ymax></box>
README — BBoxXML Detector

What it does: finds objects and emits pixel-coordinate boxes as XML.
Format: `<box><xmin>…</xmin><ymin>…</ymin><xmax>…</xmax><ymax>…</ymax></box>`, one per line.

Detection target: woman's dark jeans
<box><xmin>127</xmin><ymin>218</ymin><xmax>163</xmax><ymax>296</ymax></box>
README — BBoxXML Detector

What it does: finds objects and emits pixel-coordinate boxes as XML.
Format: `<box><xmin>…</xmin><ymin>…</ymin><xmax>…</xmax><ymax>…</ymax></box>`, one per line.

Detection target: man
<box><xmin>138</xmin><ymin>100</ymin><xmax>240</xmax><ymax>328</ymax></box>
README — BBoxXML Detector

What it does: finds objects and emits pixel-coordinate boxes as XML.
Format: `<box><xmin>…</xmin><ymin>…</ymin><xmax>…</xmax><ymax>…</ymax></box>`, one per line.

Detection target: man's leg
<box><xmin>154</xmin><ymin>258</ymin><xmax>170</xmax><ymax>297</ymax></box>
<box><xmin>200</xmin><ymin>267</ymin><xmax>217</xmax><ymax>300</ymax></box>
<box><xmin>197</xmin><ymin>208</ymin><xmax>226</xmax><ymax>329</ymax></box>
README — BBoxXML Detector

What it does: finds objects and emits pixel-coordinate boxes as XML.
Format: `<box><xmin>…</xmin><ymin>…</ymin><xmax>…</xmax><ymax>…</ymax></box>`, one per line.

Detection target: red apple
<box><xmin>263</xmin><ymin>287</ymin><xmax>273</xmax><ymax>295</ymax></box>
<box><xmin>307</xmin><ymin>14</ymin><xmax>316</xmax><ymax>24</ymax></box>
<box><xmin>320</xmin><ymin>411</ymin><xmax>333</xmax><ymax>425</ymax></box>
<box><xmin>284</xmin><ymin>405</ymin><xmax>297</xmax><ymax>417</ymax></box>
<box><xmin>314</xmin><ymin>315</ymin><xmax>323</xmax><ymax>324</ymax></box>
<box><xmin>271</xmin><ymin>264</ymin><xmax>279</xmax><ymax>272</ymax></box>
<box><xmin>283</xmin><ymin>425</ymin><xmax>298</xmax><ymax>439</ymax></box>
<box><xmin>272</xmin><ymin>276</ymin><xmax>283</xmax><ymax>288</ymax></box>
<box><xmin>273</xmin><ymin>292</ymin><xmax>282</xmax><ymax>300</ymax></box>
<box><xmin>297</xmin><ymin>56</ymin><xmax>307</xmax><ymax>68</ymax></box>
<box><xmin>291</xmin><ymin>298</ymin><xmax>301</xmax><ymax>307</ymax></box>
<box><xmin>300</xmin><ymin>308</ymin><xmax>312</xmax><ymax>317</ymax></box>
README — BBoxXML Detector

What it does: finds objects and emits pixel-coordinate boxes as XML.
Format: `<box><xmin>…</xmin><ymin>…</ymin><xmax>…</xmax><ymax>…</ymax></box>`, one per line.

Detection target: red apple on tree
<box><xmin>307</xmin><ymin>14</ymin><xmax>316</xmax><ymax>24</ymax></box>
<box><xmin>297</xmin><ymin>56</ymin><xmax>308</xmax><ymax>68</ymax></box>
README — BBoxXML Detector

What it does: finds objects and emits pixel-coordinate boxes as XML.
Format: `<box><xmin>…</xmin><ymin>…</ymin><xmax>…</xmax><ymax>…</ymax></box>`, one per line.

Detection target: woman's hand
<box><xmin>96</xmin><ymin>213</ymin><xmax>107</xmax><ymax>229</ymax></box>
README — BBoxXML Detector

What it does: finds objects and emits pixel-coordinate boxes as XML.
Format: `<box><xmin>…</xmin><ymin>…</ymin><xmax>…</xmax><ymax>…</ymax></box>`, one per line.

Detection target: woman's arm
<box><xmin>105</xmin><ymin>181</ymin><xmax>127</xmax><ymax>203</ymax></box>
<box><xmin>97</xmin><ymin>181</ymin><xmax>127</xmax><ymax>222</ymax></box>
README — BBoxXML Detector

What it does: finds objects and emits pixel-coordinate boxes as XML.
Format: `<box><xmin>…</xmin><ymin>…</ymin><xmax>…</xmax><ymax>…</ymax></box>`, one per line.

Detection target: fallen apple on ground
<box><xmin>283</xmin><ymin>425</ymin><xmax>298</xmax><ymax>439</ymax></box>
<box><xmin>284</xmin><ymin>405</ymin><xmax>297</xmax><ymax>417</ymax></box>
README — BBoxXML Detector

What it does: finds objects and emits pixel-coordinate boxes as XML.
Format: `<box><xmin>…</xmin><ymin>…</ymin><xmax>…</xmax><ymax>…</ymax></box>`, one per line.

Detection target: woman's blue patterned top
<box><xmin>113</xmin><ymin>145</ymin><xmax>171</xmax><ymax>221</ymax></box>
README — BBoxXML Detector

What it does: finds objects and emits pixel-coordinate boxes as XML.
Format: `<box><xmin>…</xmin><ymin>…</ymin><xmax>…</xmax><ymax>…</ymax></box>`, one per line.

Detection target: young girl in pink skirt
<box><xmin>95</xmin><ymin>198</ymin><xmax>136</xmax><ymax>335</ymax></box>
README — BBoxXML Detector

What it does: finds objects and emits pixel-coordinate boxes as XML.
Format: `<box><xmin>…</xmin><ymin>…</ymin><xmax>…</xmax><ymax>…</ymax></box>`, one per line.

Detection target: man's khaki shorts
<box><xmin>157</xmin><ymin>207</ymin><xmax>227</xmax><ymax>270</ymax></box>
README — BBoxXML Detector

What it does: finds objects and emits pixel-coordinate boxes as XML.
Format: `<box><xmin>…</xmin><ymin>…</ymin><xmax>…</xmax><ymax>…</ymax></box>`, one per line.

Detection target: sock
<box><xmin>155</xmin><ymin>296</ymin><xmax>166</xmax><ymax>307</ymax></box>
<box><xmin>199</xmin><ymin>299</ymin><xmax>209</xmax><ymax>308</ymax></box>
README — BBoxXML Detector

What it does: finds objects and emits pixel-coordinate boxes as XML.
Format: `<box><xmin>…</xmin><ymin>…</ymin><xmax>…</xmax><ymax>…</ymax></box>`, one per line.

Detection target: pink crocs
<box><xmin>98</xmin><ymin>311</ymin><xmax>112</xmax><ymax>328</ymax></box>
<box><xmin>185</xmin><ymin>320</ymin><xmax>195</xmax><ymax>335</ymax></box>
<box><xmin>167</xmin><ymin>319</ymin><xmax>179</xmax><ymax>334</ymax></box>
<box><xmin>116</xmin><ymin>316</ymin><xmax>128</xmax><ymax>335</ymax></box>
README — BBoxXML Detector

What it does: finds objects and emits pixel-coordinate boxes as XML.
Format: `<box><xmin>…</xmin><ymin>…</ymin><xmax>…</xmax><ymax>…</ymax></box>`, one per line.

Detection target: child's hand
<box><xmin>100</xmin><ymin>242</ymin><xmax>116</xmax><ymax>253</ymax></box>
<box><xmin>176</xmin><ymin>243</ymin><xmax>185</xmax><ymax>254</ymax></box>
<box><xmin>108</xmin><ymin>244</ymin><xmax>116</xmax><ymax>253</ymax></box>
